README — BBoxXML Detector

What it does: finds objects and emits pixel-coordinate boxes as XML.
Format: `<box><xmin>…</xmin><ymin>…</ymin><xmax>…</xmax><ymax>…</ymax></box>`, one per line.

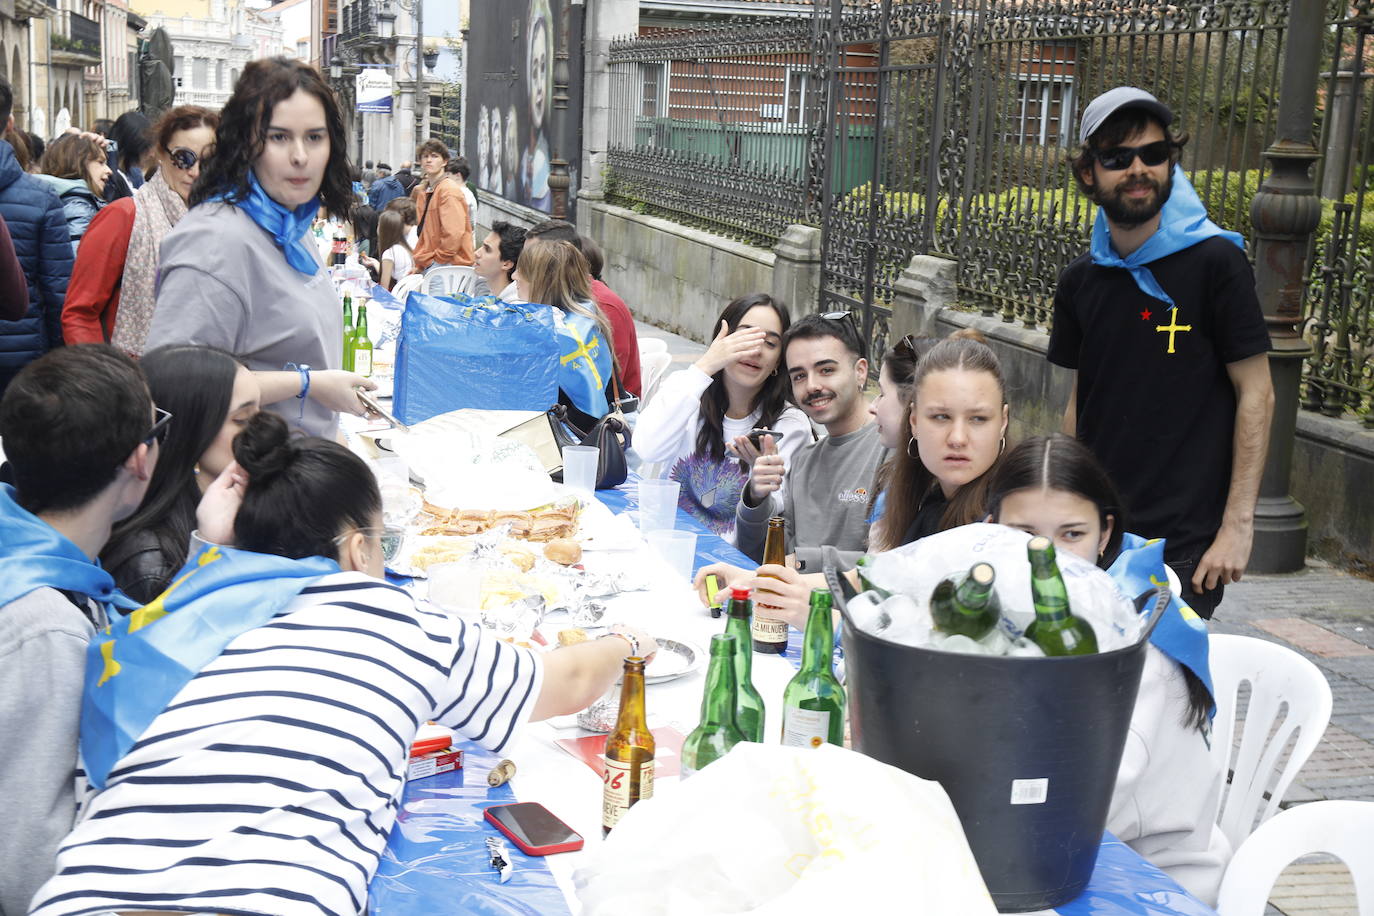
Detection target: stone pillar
<box><xmin>890</xmin><ymin>253</ymin><xmax>959</xmax><ymax>339</ymax></box>
<box><xmin>1247</xmin><ymin>0</ymin><xmax>1324</xmax><ymax>572</ymax></box>
<box><xmin>579</xmin><ymin>0</ymin><xmax>636</xmax><ymax>202</ymax></box>
<box><xmin>1320</xmin><ymin>66</ymin><xmax>1371</xmax><ymax>201</ymax></box>
<box><xmin>771</xmin><ymin>225</ymin><xmax>822</xmax><ymax>313</ymax></box>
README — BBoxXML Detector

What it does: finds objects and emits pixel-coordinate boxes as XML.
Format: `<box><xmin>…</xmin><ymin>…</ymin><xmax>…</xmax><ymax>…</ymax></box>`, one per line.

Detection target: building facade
<box><xmin>132</xmin><ymin>0</ymin><xmax>281</xmax><ymax>109</ymax></box>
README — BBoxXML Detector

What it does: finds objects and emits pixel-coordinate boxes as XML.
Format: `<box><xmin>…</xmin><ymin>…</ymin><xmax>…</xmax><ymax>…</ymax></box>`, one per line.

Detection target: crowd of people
<box><xmin>0</xmin><ymin>56</ymin><xmax>1273</xmax><ymax>916</ymax></box>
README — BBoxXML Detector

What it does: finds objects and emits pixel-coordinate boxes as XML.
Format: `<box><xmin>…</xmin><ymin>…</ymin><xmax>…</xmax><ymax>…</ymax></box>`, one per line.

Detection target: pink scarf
<box><xmin>111</xmin><ymin>170</ymin><xmax>186</xmax><ymax>356</ymax></box>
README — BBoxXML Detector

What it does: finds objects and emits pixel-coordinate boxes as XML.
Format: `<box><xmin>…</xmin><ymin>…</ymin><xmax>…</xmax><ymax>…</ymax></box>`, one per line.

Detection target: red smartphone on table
<box><xmin>484</xmin><ymin>802</ymin><xmax>584</xmax><ymax>855</ymax></box>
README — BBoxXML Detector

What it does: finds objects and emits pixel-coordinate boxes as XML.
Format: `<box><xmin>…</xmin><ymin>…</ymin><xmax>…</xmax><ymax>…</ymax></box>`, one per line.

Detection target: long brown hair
<box><xmin>376</xmin><ymin>209</ymin><xmax>411</xmax><ymax>258</ymax></box>
<box><xmin>40</xmin><ymin>133</ymin><xmax>106</xmax><ymax>195</ymax></box>
<box><xmin>873</xmin><ymin>328</ymin><xmax>1007</xmax><ymax>551</ymax></box>
<box><xmin>518</xmin><ymin>238</ymin><xmax>621</xmax><ymax>377</ymax></box>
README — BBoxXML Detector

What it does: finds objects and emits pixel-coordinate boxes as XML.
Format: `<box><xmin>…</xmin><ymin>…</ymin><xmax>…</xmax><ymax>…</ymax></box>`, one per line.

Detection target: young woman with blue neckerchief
<box><xmin>147</xmin><ymin>57</ymin><xmax>374</xmax><ymax>440</ymax></box>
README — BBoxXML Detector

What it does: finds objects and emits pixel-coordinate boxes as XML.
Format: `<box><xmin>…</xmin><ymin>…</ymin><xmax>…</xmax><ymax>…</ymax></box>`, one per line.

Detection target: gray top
<box><xmin>737</xmin><ymin>420</ymin><xmax>886</xmax><ymax>569</ymax></box>
<box><xmin>150</xmin><ymin>203</ymin><xmax>343</xmax><ymax>438</ymax></box>
<box><xmin>0</xmin><ymin>587</ymin><xmax>102</xmax><ymax>916</ymax></box>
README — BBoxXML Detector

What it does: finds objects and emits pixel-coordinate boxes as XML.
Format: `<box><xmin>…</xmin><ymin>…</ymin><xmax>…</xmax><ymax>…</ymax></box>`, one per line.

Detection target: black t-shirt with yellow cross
<box><xmin>1049</xmin><ymin>236</ymin><xmax>1271</xmax><ymax>564</ymax></box>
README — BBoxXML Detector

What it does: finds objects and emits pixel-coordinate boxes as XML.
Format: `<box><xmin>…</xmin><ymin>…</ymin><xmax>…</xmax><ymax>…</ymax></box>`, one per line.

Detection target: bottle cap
<box><xmin>730</xmin><ymin>586</ymin><xmax>751</xmax><ymax>600</ymax></box>
<box><xmin>970</xmin><ymin>562</ymin><xmax>995</xmax><ymax>585</ymax></box>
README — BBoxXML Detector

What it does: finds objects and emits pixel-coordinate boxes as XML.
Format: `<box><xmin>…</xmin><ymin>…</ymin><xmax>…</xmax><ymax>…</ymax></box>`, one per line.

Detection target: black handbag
<box><xmin>547</xmin><ymin>370</ymin><xmax>634</xmax><ymax>489</ymax></box>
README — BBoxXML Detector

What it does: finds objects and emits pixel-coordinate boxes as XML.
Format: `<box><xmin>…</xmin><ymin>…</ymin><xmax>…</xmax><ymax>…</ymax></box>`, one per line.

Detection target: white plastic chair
<box><xmin>424</xmin><ymin>265</ymin><xmax>482</xmax><ymax>298</ymax></box>
<box><xmin>1216</xmin><ymin>800</ymin><xmax>1374</xmax><ymax>916</ymax></box>
<box><xmin>638</xmin><ymin>351</ymin><xmax>673</xmax><ymax>407</ymax></box>
<box><xmin>1209</xmin><ymin>633</ymin><xmax>1333</xmax><ymax>851</ymax></box>
<box><xmin>390</xmin><ymin>273</ymin><xmax>424</xmax><ymax>305</ymax></box>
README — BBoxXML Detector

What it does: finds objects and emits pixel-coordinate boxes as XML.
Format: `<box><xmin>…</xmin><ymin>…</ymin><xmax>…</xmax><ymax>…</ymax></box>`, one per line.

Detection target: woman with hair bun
<box><xmin>146</xmin><ymin>57</ymin><xmax>375</xmax><ymax>438</ymax></box>
<box><xmin>31</xmin><ymin>410</ymin><xmax>658</xmax><ymax>916</ymax></box>
<box><xmin>62</xmin><ymin>104</ymin><xmax>218</xmax><ymax>352</ymax></box>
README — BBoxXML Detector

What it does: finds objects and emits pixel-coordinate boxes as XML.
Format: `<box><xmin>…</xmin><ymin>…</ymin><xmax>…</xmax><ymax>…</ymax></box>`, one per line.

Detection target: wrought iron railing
<box><xmin>605</xmin><ymin>19</ymin><xmax>818</xmax><ymax>247</ymax></box>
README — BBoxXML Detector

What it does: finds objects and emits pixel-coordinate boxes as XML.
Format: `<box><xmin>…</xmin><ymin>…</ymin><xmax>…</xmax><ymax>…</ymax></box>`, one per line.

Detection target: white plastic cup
<box><xmin>637</xmin><ymin>478</ymin><xmax>681</xmax><ymax>533</ymax></box>
<box><xmin>563</xmin><ymin>445</ymin><xmax>600</xmax><ymax>493</ymax></box>
<box><xmin>647</xmin><ymin>529</ymin><xmax>697</xmax><ymax>581</ymax></box>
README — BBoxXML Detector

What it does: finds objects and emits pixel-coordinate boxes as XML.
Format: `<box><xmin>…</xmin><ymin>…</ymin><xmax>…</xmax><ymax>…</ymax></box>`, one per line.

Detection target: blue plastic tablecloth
<box><xmin>370</xmin><ymin>485</ymin><xmax>1216</xmax><ymax>916</ymax></box>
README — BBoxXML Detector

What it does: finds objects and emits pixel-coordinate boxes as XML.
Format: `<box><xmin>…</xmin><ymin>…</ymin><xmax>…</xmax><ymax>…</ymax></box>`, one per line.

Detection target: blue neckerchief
<box><xmin>0</xmin><ymin>484</ymin><xmax>139</xmax><ymax>615</ymax></box>
<box><xmin>1107</xmin><ymin>532</ymin><xmax>1215</xmax><ymax>718</ymax></box>
<box><xmin>1090</xmin><ymin>165</ymin><xmax>1245</xmax><ymax>306</ymax></box>
<box><xmin>80</xmin><ymin>543</ymin><xmax>338</xmax><ymax>788</ymax></box>
<box><xmin>208</xmin><ymin>171</ymin><xmax>321</xmax><ymax>276</ymax></box>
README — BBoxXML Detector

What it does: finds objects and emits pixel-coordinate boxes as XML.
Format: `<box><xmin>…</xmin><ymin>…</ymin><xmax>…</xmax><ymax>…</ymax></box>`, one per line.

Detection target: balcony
<box><xmin>339</xmin><ymin>0</ymin><xmax>395</xmax><ymax>50</ymax></box>
<box><xmin>51</xmin><ymin>12</ymin><xmax>102</xmax><ymax>68</ymax></box>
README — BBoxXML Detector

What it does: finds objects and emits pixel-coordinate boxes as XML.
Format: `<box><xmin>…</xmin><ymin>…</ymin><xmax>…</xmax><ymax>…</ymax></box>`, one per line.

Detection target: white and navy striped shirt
<box><xmin>29</xmin><ymin>572</ymin><xmax>543</xmax><ymax>916</ymax></box>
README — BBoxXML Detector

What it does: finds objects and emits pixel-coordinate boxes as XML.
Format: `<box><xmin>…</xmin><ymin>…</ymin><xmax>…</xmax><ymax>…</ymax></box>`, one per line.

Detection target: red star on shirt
<box><xmin>1140</xmin><ymin>308</ymin><xmax>1153</xmax><ymax>321</ymax></box>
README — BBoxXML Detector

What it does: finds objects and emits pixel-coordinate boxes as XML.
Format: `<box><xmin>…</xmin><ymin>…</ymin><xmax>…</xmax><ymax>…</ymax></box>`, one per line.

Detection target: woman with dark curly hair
<box><xmin>147</xmin><ymin>56</ymin><xmax>374</xmax><ymax>438</ymax></box>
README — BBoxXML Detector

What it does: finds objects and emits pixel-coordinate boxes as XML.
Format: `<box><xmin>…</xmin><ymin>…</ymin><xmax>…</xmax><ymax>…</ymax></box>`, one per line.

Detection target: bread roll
<box><xmin>544</xmin><ymin>538</ymin><xmax>582</xmax><ymax>566</ymax></box>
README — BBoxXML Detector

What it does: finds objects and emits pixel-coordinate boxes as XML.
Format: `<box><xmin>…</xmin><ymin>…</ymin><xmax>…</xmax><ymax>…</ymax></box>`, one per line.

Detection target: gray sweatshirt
<box><xmin>150</xmin><ymin>203</ymin><xmax>344</xmax><ymax>439</ymax></box>
<box><xmin>0</xmin><ymin>588</ymin><xmax>103</xmax><ymax>916</ymax></box>
<box><xmin>736</xmin><ymin>421</ymin><xmax>886</xmax><ymax>569</ymax></box>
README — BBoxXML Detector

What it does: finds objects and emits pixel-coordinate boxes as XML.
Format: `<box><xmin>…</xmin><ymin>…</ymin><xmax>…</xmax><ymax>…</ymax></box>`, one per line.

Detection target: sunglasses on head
<box><xmin>168</xmin><ymin>147</ymin><xmax>200</xmax><ymax>171</ymax></box>
<box><xmin>144</xmin><ymin>407</ymin><xmax>173</xmax><ymax>447</ymax></box>
<box><xmin>893</xmin><ymin>333</ymin><xmax>920</xmax><ymax>360</ymax></box>
<box><xmin>1092</xmin><ymin>140</ymin><xmax>1172</xmax><ymax>171</ymax></box>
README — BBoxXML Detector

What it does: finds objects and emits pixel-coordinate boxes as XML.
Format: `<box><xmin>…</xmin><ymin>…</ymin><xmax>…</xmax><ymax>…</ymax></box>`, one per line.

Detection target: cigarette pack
<box><xmin>407</xmin><ymin>746</ymin><xmax>464</xmax><ymax>781</ymax></box>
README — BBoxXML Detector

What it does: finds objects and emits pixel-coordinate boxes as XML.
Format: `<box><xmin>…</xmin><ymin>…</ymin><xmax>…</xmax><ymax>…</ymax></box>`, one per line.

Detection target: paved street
<box><xmin>635</xmin><ymin>319</ymin><xmax>1374</xmax><ymax>916</ymax></box>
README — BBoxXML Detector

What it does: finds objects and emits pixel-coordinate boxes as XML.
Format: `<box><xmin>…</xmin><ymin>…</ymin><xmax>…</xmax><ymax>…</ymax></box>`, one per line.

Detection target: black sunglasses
<box><xmin>144</xmin><ymin>407</ymin><xmax>173</xmax><ymax>446</ymax></box>
<box><xmin>1092</xmin><ymin>140</ymin><xmax>1172</xmax><ymax>171</ymax></box>
<box><xmin>893</xmin><ymin>333</ymin><xmax>920</xmax><ymax>360</ymax></box>
<box><xmin>168</xmin><ymin>147</ymin><xmax>200</xmax><ymax>171</ymax></box>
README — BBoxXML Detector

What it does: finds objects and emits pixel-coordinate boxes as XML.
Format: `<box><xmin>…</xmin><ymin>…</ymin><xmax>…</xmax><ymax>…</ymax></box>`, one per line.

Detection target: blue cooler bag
<box><xmin>392</xmin><ymin>292</ymin><xmax>560</xmax><ymax>425</ymax></box>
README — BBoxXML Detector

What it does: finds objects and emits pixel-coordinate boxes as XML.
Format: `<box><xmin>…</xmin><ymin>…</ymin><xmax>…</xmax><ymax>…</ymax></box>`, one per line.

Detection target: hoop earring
<box><xmin>771</xmin><ymin>368</ymin><xmax>778</xmax><ymax>377</ymax></box>
<box><xmin>998</xmin><ymin>436</ymin><xmax>1006</xmax><ymax>456</ymax></box>
<box><xmin>906</xmin><ymin>436</ymin><xmax>918</xmax><ymax>458</ymax></box>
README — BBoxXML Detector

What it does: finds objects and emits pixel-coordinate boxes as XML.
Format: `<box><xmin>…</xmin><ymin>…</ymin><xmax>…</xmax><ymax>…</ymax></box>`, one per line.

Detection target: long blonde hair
<box><xmin>519</xmin><ymin>238</ymin><xmax>621</xmax><ymax>378</ymax></box>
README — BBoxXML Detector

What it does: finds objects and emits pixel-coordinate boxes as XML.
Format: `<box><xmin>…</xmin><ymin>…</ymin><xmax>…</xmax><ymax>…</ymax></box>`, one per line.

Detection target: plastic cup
<box><xmin>647</xmin><ymin>529</ymin><xmax>696</xmax><ymax>581</ymax></box>
<box><xmin>637</xmin><ymin>479</ymin><xmax>681</xmax><ymax>533</ymax></box>
<box><xmin>563</xmin><ymin>445</ymin><xmax>600</xmax><ymax>493</ymax></box>
<box><xmin>427</xmin><ymin>559</ymin><xmax>484</xmax><ymax>615</ymax></box>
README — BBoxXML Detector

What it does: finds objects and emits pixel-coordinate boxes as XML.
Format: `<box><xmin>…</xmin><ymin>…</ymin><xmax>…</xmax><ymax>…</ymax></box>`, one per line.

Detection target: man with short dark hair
<box><xmin>1050</xmin><ymin>87</ymin><xmax>1274</xmax><ymax>619</ymax></box>
<box><xmin>367</xmin><ymin>161</ymin><xmax>405</xmax><ymax>210</ymax></box>
<box><xmin>0</xmin><ymin>345</ymin><xmax>158</xmax><ymax>914</ymax></box>
<box><xmin>736</xmin><ymin>313</ymin><xmax>884</xmax><ymax>566</ymax></box>
<box><xmin>526</xmin><ymin>219</ymin><xmax>642</xmax><ymax>397</ymax></box>
<box><xmin>410</xmin><ymin>138</ymin><xmax>473</xmax><ymax>270</ymax></box>
<box><xmin>0</xmin><ymin>75</ymin><xmax>75</xmax><ymax>395</ymax></box>
<box><xmin>474</xmin><ymin>220</ymin><xmax>527</xmax><ymax>303</ymax></box>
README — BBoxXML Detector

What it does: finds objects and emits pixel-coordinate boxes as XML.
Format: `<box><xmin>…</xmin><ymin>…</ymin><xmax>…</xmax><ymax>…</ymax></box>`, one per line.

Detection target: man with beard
<box><xmin>736</xmin><ymin>312</ymin><xmax>885</xmax><ymax>568</ymax></box>
<box><xmin>1049</xmin><ymin>87</ymin><xmax>1274</xmax><ymax>618</ymax></box>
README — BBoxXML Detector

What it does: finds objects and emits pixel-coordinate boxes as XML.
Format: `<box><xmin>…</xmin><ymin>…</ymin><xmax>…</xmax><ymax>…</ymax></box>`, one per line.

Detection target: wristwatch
<box><xmin>602</xmin><ymin>629</ymin><xmax>641</xmax><ymax>658</ymax></box>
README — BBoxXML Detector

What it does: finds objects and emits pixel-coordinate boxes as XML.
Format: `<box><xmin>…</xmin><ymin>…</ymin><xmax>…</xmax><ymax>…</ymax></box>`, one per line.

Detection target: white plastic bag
<box><xmin>573</xmin><ymin>743</ymin><xmax>997</xmax><ymax>916</ymax></box>
<box><xmin>863</xmin><ymin>523</ymin><xmax>1142</xmax><ymax>651</ymax></box>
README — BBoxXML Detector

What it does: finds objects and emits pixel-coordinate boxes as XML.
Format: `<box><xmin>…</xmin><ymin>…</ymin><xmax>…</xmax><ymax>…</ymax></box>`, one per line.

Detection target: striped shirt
<box><xmin>29</xmin><ymin>572</ymin><xmax>543</xmax><ymax>916</ymax></box>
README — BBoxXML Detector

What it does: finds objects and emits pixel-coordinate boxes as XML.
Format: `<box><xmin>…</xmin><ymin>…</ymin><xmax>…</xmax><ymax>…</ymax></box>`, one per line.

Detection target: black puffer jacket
<box><xmin>0</xmin><ymin>140</ymin><xmax>74</xmax><ymax>392</ymax></box>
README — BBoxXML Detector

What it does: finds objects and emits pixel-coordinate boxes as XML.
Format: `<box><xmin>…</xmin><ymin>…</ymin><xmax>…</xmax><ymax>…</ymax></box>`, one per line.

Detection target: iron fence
<box><xmin>604</xmin><ymin>19</ymin><xmax>818</xmax><ymax>247</ymax></box>
<box><xmin>1304</xmin><ymin>0</ymin><xmax>1374</xmax><ymax>426</ymax></box>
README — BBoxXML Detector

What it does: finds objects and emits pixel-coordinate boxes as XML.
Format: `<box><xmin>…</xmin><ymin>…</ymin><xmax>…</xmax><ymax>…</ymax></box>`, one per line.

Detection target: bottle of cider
<box><xmin>929</xmin><ymin>562</ymin><xmax>1002</xmax><ymax>640</ymax></box>
<box><xmin>352</xmin><ymin>302</ymin><xmax>374</xmax><ymax>377</ymax></box>
<box><xmin>781</xmin><ymin>588</ymin><xmax>846</xmax><ymax>748</ymax></box>
<box><xmin>341</xmin><ymin>293</ymin><xmax>355</xmax><ymax>372</ymax></box>
<box><xmin>1024</xmin><ymin>536</ymin><xmax>1098</xmax><ymax>656</ymax></box>
<box><xmin>722</xmin><ymin>587</ymin><xmax>766</xmax><ymax>742</ymax></box>
<box><xmin>602</xmin><ymin>657</ymin><xmax>654</xmax><ymax>835</ymax></box>
<box><xmin>752</xmin><ymin>516</ymin><xmax>790</xmax><ymax>654</ymax></box>
<box><xmin>681</xmin><ymin>634</ymin><xmax>746</xmax><ymax>777</ymax></box>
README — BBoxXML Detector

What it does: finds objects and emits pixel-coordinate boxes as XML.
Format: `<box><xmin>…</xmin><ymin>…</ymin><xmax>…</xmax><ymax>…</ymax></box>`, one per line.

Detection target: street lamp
<box><xmin>330</xmin><ymin>54</ymin><xmax>343</xmax><ymax>81</ymax></box>
<box><xmin>377</xmin><ymin>0</ymin><xmax>395</xmax><ymax>40</ymax></box>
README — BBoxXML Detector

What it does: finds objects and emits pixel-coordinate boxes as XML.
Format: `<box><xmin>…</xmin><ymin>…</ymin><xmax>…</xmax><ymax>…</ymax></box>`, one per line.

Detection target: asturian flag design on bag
<box><xmin>554</xmin><ymin>309</ymin><xmax>613</xmax><ymax>419</ymax></box>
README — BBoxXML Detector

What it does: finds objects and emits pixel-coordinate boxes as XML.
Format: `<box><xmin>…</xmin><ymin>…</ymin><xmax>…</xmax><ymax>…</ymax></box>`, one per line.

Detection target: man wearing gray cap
<box><xmin>1047</xmin><ymin>87</ymin><xmax>1274</xmax><ymax>619</ymax></box>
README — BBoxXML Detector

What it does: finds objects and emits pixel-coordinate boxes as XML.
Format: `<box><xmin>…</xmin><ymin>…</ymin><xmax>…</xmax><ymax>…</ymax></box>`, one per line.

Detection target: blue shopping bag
<box><xmin>392</xmin><ymin>291</ymin><xmax>561</xmax><ymax>425</ymax></box>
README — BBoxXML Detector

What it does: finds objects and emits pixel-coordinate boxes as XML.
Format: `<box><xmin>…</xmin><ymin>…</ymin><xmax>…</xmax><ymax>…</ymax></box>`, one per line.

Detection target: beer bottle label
<box><xmin>601</xmin><ymin>757</ymin><xmax>654</xmax><ymax>830</ymax></box>
<box><xmin>354</xmin><ymin>349</ymin><xmax>372</xmax><ymax>376</ymax></box>
<box><xmin>781</xmin><ymin>707</ymin><xmax>830</xmax><ymax>749</ymax></box>
<box><xmin>752</xmin><ymin>615</ymin><xmax>788</xmax><ymax>645</ymax></box>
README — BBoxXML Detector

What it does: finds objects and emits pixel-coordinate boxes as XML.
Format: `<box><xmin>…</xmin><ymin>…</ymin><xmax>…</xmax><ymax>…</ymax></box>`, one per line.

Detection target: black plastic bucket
<box><xmin>838</xmin><ymin>591</ymin><xmax>1167</xmax><ymax>912</ymax></box>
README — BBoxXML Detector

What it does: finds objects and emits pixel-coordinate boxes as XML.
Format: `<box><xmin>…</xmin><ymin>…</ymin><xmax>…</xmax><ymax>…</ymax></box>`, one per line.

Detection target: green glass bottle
<box><xmin>680</xmin><ymin>634</ymin><xmax>747</xmax><ymax>777</ymax></box>
<box><xmin>930</xmin><ymin>562</ymin><xmax>1002</xmax><ymax>640</ymax></box>
<box><xmin>1024</xmin><ymin>536</ymin><xmax>1099</xmax><ymax>656</ymax></box>
<box><xmin>722</xmin><ymin>587</ymin><xmax>766</xmax><ymax>742</ymax></box>
<box><xmin>854</xmin><ymin>554</ymin><xmax>890</xmax><ymax>599</ymax></box>
<box><xmin>781</xmin><ymin>588</ymin><xmax>846</xmax><ymax>748</ymax></box>
<box><xmin>341</xmin><ymin>293</ymin><xmax>356</xmax><ymax>372</ymax></box>
<box><xmin>352</xmin><ymin>302</ymin><xmax>374</xmax><ymax>377</ymax></box>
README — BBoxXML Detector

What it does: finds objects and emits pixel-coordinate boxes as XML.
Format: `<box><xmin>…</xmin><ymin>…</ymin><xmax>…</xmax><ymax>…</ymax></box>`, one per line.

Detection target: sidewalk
<box><xmin>635</xmin><ymin>319</ymin><xmax>1374</xmax><ymax>915</ymax></box>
